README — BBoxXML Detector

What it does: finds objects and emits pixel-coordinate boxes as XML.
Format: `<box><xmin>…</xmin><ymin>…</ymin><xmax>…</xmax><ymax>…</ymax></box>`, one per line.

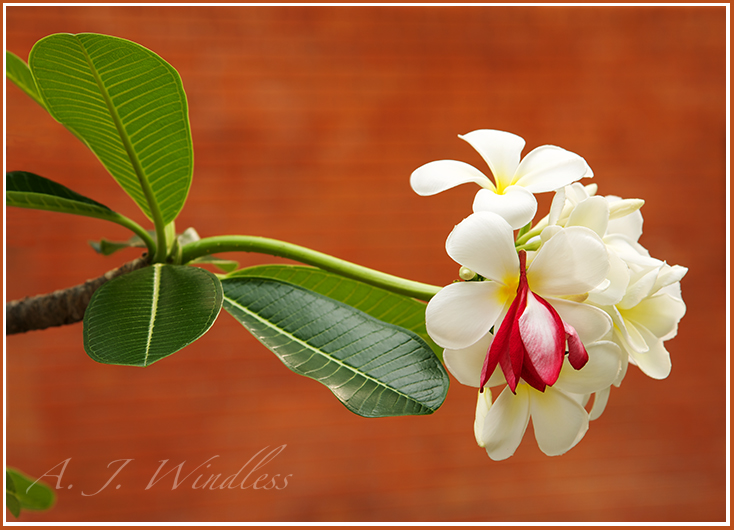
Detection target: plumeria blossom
<box><xmin>426</xmin><ymin>211</ymin><xmax>613</xmax><ymax>393</ymax></box>
<box><xmin>603</xmin><ymin>263</ymin><xmax>687</xmax><ymax>382</ymax></box>
<box><xmin>413</xmin><ymin>129</ymin><xmax>687</xmax><ymax>460</ymax></box>
<box><xmin>410</xmin><ymin>129</ymin><xmax>593</xmax><ymax>228</ymax></box>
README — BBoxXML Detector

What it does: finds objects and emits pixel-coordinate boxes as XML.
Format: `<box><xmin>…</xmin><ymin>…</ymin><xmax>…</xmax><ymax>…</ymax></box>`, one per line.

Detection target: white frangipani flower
<box><xmin>410</xmin><ymin>130</ymin><xmax>593</xmax><ymax>229</ymax></box>
<box><xmin>605</xmin><ymin>263</ymin><xmax>687</xmax><ymax>381</ymax></box>
<box><xmin>426</xmin><ymin>211</ymin><xmax>612</xmax><ymax>393</ymax></box>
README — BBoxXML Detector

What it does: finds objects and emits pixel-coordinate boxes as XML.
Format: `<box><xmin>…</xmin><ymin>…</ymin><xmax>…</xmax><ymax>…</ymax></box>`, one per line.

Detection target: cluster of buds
<box><xmin>411</xmin><ymin>130</ymin><xmax>687</xmax><ymax>460</ymax></box>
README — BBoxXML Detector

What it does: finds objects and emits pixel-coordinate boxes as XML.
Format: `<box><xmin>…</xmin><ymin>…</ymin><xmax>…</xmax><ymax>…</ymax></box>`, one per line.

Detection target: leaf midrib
<box><xmin>143</xmin><ymin>263</ymin><xmax>162</xmax><ymax>366</ymax></box>
<box><xmin>74</xmin><ymin>36</ymin><xmax>160</xmax><ymax>222</ymax></box>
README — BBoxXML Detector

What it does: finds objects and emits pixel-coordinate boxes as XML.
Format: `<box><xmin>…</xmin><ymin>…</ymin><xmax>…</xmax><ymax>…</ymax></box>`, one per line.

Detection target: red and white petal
<box><xmin>459</xmin><ymin>129</ymin><xmax>525</xmax><ymax>189</ymax></box>
<box><xmin>564</xmin><ymin>322</ymin><xmax>589</xmax><ymax>370</ymax></box>
<box><xmin>628</xmin><ymin>326</ymin><xmax>673</xmax><ymax>380</ymax></box>
<box><xmin>556</xmin><ymin>340</ymin><xmax>622</xmax><ymax>395</ymax></box>
<box><xmin>478</xmin><ymin>385</ymin><xmax>531</xmax><ymax>461</ymax></box>
<box><xmin>446</xmin><ymin>211</ymin><xmax>519</xmax><ymax>283</ymax></box>
<box><xmin>565</xmin><ymin>196</ymin><xmax>609</xmax><ymax>238</ymax></box>
<box><xmin>513</xmin><ymin>145</ymin><xmax>591</xmax><ymax>193</ymax></box>
<box><xmin>529</xmin><ymin>386</ymin><xmax>589</xmax><ymax>457</ymax></box>
<box><xmin>472</xmin><ymin>185</ymin><xmax>538</xmax><ymax>229</ymax></box>
<box><xmin>444</xmin><ymin>333</ymin><xmax>493</xmax><ymax>388</ymax></box>
<box><xmin>527</xmin><ymin>226</ymin><xmax>609</xmax><ymax>297</ymax></box>
<box><xmin>518</xmin><ymin>292</ymin><xmax>565</xmax><ymax>386</ymax></box>
<box><xmin>548</xmin><ymin>298</ymin><xmax>612</xmax><ymax>344</ymax></box>
<box><xmin>409</xmin><ymin>160</ymin><xmax>493</xmax><ymax>196</ymax></box>
<box><xmin>425</xmin><ymin>281</ymin><xmax>505</xmax><ymax>350</ymax></box>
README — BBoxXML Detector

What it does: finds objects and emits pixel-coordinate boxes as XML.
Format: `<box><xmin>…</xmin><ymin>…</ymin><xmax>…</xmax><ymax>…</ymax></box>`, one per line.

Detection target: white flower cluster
<box><xmin>411</xmin><ymin>129</ymin><xmax>687</xmax><ymax>460</ymax></box>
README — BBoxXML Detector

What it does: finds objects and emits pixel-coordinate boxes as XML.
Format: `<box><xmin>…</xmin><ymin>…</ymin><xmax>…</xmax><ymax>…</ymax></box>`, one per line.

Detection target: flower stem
<box><xmin>180</xmin><ymin>235</ymin><xmax>441</xmax><ymax>301</ymax></box>
<box><xmin>514</xmin><ymin>219</ymin><xmax>546</xmax><ymax>246</ymax></box>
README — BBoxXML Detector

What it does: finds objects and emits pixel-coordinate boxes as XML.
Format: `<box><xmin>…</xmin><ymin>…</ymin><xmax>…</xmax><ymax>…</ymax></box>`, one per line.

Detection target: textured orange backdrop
<box><xmin>4</xmin><ymin>5</ymin><xmax>727</xmax><ymax>523</ymax></box>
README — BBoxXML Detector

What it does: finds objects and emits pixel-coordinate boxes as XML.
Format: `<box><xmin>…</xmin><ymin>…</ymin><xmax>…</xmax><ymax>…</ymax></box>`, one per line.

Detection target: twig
<box><xmin>6</xmin><ymin>256</ymin><xmax>149</xmax><ymax>335</ymax></box>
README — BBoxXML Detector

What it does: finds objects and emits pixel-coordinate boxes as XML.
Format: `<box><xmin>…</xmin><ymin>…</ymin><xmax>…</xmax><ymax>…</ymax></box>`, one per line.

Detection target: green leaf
<box><xmin>222</xmin><ymin>277</ymin><xmax>449</xmax><ymax>417</ymax></box>
<box><xmin>6</xmin><ymin>468</ymin><xmax>55</xmax><ymax>513</ymax></box>
<box><xmin>228</xmin><ymin>265</ymin><xmax>442</xmax><ymax>361</ymax></box>
<box><xmin>6</xmin><ymin>470</ymin><xmax>20</xmax><ymax>518</ymax></box>
<box><xmin>8</xmin><ymin>170</ymin><xmax>119</xmax><ymax>220</ymax></box>
<box><xmin>89</xmin><ymin>234</ymin><xmax>148</xmax><ymax>256</ymax></box>
<box><xmin>6</xmin><ymin>491</ymin><xmax>21</xmax><ymax>518</ymax></box>
<box><xmin>83</xmin><ymin>264</ymin><xmax>223</xmax><ymax>366</ymax></box>
<box><xmin>6</xmin><ymin>51</ymin><xmax>45</xmax><ymax>108</ymax></box>
<box><xmin>28</xmin><ymin>33</ymin><xmax>193</xmax><ymax>225</ymax></box>
<box><xmin>7</xmin><ymin>171</ymin><xmax>155</xmax><ymax>252</ymax></box>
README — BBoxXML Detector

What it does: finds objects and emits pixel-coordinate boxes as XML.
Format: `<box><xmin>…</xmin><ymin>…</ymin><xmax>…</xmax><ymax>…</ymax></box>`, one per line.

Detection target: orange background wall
<box><xmin>5</xmin><ymin>6</ymin><xmax>727</xmax><ymax>522</ymax></box>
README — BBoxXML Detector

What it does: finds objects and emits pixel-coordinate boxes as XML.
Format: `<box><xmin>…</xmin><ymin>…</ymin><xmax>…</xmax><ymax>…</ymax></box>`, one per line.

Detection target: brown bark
<box><xmin>6</xmin><ymin>256</ymin><xmax>149</xmax><ymax>335</ymax></box>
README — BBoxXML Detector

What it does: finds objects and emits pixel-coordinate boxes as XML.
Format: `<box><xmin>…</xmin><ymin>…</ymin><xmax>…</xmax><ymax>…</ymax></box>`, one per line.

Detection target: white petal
<box><xmin>608</xmin><ymin>198</ymin><xmax>645</xmax><ymax>221</ymax></box>
<box><xmin>556</xmin><ymin>341</ymin><xmax>622</xmax><ymax>395</ymax></box>
<box><xmin>529</xmin><ymin>386</ymin><xmax>589</xmax><ymax>457</ymax></box>
<box><xmin>410</xmin><ymin>160</ymin><xmax>493</xmax><ymax>196</ymax></box>
<box><xmin>513</xmin><ymin>145</ymin><xmax>590</xmax><ymax>193</ymax></box>
<box><xmin>624</xmin><ymin>293</ymin><xmax>686</xmax><ymax>339</ymax></box>
<box><xmin>618</xmin><ymin>266</ymin><xmax>660</xmax><ymax>310</ymax></box>
<box><xmin>474</xmin><ymin>389</ymin><xmax>493</xmax><ymax>446</ymax></box>
<box><xmin>604</xmin><ymin>234</ymin><xmax>661</xmax><ymax>268</ymax></box>
<box><xmin>619</xmin><ymin>314</ymin><xmax>650</xmax><ymax>354</ymax></box>
<box><xmin>527</xmin><ymin>226</ymin><xmax>609</xmax><ymax>296</ymax></box>
<box><xmin>566</xmin><ymin>196</ymin><xmax>609</xmax><ymax>238</ymax></box>
<box><xmin>586</xmin><ymin>249</ymin><xmax>631</xmax><ymax>306</ymax></box>
<box><xmin>547</xmin><ymin>298</ymin><xmax>612</xmax><ymax>343</ymax></box>
<box><xmin>444</xmin><ymin>333</ymin><xmax>492</xmax><ymax>388</ymax></box>
<box><xmin>472</xmin><ymin>186</ymin><xmax>537</xmax><ymax>229</ymax></box>
<box><xmin>567</xmin><ymin>182</ymin><xmax>593</xmax><ymax>203</ymax></box>
<box><xmin>548</xmin><ymin>187</ymin><xmax>567</xmax><ymax>226</ymax></box>
<box><xmin>539</xmin><ymin>225</ymin><xmax>563</xmax><ymax>245</ymax></box>
<box><xmin>479</xmin><ymin>385</ymin><xmax>531</xmax><ymax>461</ymax></box>
<box><xmin>459</xmin><ymin>129</ymin><xmax>525</xmax><ymax>189</ymax></box>
<box><xmin>613</xmin><ymin>337</ymin><xmax>630</xmax><ymax>387</ymax></box>
<box><xmin>628</xmin><ymin>326</ymin><xmax>673</xmax><ymax>380</ymax></box>
<box><xmin>652</xmin><ymin>265</ymin><xmax>688</xmax><ymax>296</ymax></box>
<box><xmin>589</xmin><ymin>386</ymin><xmax>611</xmax><ymax>421</ymax></box>
<box><xmin>446</xmin><ymin>211</ymin><xmax>519</xmax><ymax>282</ymax></box>
<box><xmin>425</xmin><ymin>281</ymin><xmax>505</xmax><ymax>350</ymax></box>
<box><xmin>606</xmin><ymin>207</ymin><xmax>643</xmax><ymax>241</ymax></box>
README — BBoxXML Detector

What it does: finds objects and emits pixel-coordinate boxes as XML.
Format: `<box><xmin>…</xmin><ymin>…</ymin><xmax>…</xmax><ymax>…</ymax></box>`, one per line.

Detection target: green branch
<box><xmin>180</xmin><ymin>235</ymin><xmax>441</xmax><ymax>302</ymax></box>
